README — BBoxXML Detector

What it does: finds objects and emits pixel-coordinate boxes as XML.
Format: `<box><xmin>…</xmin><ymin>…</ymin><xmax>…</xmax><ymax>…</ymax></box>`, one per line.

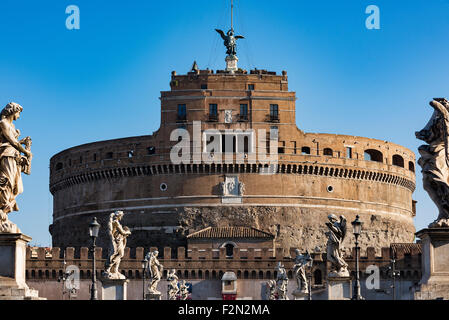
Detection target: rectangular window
<box><xmin>201</xmin><ymin>84</ymin><xmax>208</xmax><ymax>90</ymax></box>
<box><xmin>346</xmin><ymin>147</ymin><xmax>353</xmax><ymax>159</ymax></box>
<box><xmin>278</xmin><ymin>141</ymin><xmax>285</xmax><ymax>154</ymax></box>
<box><xmin>177</xmin><ymin>104</ymin><xmax>186</xmax><ymax>121</ymax></box>
<box><xmin>209</xmin><ymin>104</ymin><xmax>217</xmax><ymax>116</ymax></box>
<box><xmin>240</xmin><ymin>104</ymin><xmax>248</xmax><ymax>120</ymax></box>
<box><xmin>248</xmin><ymin>84</ymin><xmax>255</xmax><ymax>91</ymax></box>
<box><xmin>209</xmin><ymin>104</ymin><xmax>218</xmax><ymax>121</ymax></box>
<box><xmin>270</xmin><ymin>104</ymin><xmax>279</xmax><ymax>121</ymax></box>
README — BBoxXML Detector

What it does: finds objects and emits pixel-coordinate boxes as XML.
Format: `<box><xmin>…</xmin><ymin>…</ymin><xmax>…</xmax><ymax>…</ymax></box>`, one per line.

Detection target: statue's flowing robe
<box><xmin>105</xmin><ymin>220</ymin><xmax>128</xmax><ymax>274</ymax></box>
<box><xmin>0</xmin><ymin>120</ymin><xmax>23</xmax><ymax>214</ymax></box>
<box><xmin>293</xmin><ymin>257</ymin><xmax>308</xmax><ymax>291</ymax></box>
<box><xmin>418</xmin><ymin>107</ymin><xmax>449</xmax><ymax>221</ymax></box>
<box><xmin>326</xmin><ymin>222</ymin><xmax>348</xmax><ymax>270</ymax></box>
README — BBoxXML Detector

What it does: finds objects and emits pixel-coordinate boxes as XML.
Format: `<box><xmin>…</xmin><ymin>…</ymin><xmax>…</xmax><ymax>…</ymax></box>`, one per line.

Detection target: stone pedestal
<box><xmin>101</xmin><ymin>279</ymin><xmax>129</xmax><ymax>300</ymax></box>
<box><xmin>292</xmin><ymin>290</ymin><xmax>308</xmax><ymax>300</ymax></box>
<box><xmin>225</xmin><ymin>55</ymin><xmax>238</xmax><ymax>72</ymax></box>
<box><xmin>0</xmin><ymin>233</ymin><xmax>45</xmax><ymax>300</ymax></box>
<box><xmin>145</xmin><ymin>292</ymin><xmax>162</xmax><ymax>300</ymax></box>
<box><xmin>326</xmin><ymin>276</ymin><xmax>352</xmax><ymax>300</ymax></box>
<box><xmin>414</xmin><ymin>228</ymin><xmax>449</xmax><ymax>300</ymax></box>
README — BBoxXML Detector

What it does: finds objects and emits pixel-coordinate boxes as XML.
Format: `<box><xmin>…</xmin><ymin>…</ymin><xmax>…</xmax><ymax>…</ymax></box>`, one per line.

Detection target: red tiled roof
<box><xmin>187</xmin><ymin>227</ymin><xmax>274</xmax><ymax>239</ymax></box>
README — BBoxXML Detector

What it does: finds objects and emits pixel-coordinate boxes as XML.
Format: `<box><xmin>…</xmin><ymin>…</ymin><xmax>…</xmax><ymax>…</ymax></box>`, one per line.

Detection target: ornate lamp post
<box><xmin>89</xmin><ymin>217</ymin><xmax>100</xmax><ymax>300</ymax></box>
<box><xmin>387</xmin><ymin>257</ymin><xmax>400</xmax><ymax>300</ymax></box>
<box><xmin>142</xmin><ymin>257</ymin><xmax>148</xmax><ymax>300</ymax></box>
<box><xmin>351</xmin><ymin>215</ymin><xmax>364</xmax><ymax>300</ymax></box>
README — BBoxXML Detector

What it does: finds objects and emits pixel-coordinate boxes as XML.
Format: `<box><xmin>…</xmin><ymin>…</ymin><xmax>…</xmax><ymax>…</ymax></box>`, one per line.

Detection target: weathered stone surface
<box><xmin>178</xmin><ymin>206</ymin><xmax>414</xmax><ymax>254</ymax></box>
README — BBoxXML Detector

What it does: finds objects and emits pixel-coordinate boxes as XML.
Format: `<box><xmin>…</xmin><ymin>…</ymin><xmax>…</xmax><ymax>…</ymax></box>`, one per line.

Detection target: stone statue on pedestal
<box><xmin>292</xmin><ymin>249</ymin><xmax>312</xmax><ymax>295</ymax></box>
<box><xmin>215</xmin><ymin>28</ymin><xmax>244</xmax><ymax>57</ymax></box>
<box><xmin>167</xmin><ymin>269</ymin><xmax>179</xmax><ymax>300</ymax></box>
<box><xmin>325</xmin><ymin>214</ymin><xmax>349</xmax><ymax>277</ymax></box>
<box><xmin>275</xmin><ymin>262</ymin><xmax>289</xmax><ymax>300</ymax></box>
<box><xmin>146</xmin><ymin>250</ymin><xmax>163</xmax><ymax>294</ymax></box>
<box><xmin>0</xmin><ymin>102</ymin><xmax>32</xmax><ymax>234</ymax></box>
<box><xmin>103</xmin><ymin>211</ymin><xmax>131</xmax><ymax>280</ymax></box>
<box><xmin>416</xmin><ymin>98</ymin><xmax>449</xmax><ymax>228</ymax></box>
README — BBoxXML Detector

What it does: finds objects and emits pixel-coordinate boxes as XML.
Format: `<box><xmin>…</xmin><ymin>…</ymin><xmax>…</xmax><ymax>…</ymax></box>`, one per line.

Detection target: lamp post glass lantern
<box><xmin>89</xmin><ymin>218</ymin><xmax>100</xmax><ymax>239</ymax></box>
<box><xmin>351</xmin><ymin>215</ymin><xmax>364</xmax><ymax>300</ymax></box>
<box><xmin>142</xmin><ymin>258</ymin><xmax>147</xmax><ymax>300</ymax></box>
<box><xmin>89</xmin><ymin>217</ymin><xmax>100</xmax><ymax>300</ymax></box>
<box><xmin>307</xmin><ymin>256</ymin><xmax>313</xmax><ymax>301</ymax></box>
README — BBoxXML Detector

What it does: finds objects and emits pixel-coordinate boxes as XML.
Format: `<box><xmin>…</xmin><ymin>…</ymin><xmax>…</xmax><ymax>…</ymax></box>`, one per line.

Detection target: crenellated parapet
<box><xmin>26</xmin><ymin>244</ymin><xmax>422</xmax><ymax>283</ymax></box>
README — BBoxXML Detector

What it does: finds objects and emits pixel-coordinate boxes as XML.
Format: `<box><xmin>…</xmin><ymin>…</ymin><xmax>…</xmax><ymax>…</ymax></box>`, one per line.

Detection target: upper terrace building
<box><xmin>49</xmin><ymin>20</ymin><xmax>416</xmax><ymax>255</ymax></box>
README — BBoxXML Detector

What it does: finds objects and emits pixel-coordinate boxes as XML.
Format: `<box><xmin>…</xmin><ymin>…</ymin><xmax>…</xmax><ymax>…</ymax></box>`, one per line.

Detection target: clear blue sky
<box><xmin>1</xmin><ymin>0</ymin><xmax>448</xmax><ymax>246</ymax></box>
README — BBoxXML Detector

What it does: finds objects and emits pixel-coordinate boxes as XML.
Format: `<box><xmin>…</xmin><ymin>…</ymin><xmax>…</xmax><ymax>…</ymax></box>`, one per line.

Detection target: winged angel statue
<box><xmin>215</xmin><ymin>28</ymin><xmax>244</xmax><ymax>56</ymax></box>
<box><xmin>416</xmin><ymin>98</ymin><xmax>449</xmax><ymax>227</ymax></box>
<box><xmin>325</xmin><ymin>214</ymin><xmax>349</xmax><ymax>277</ymax></box>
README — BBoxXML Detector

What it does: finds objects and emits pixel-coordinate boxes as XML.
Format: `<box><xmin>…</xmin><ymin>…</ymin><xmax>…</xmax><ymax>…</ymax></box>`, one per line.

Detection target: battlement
<box><xmin>26</xmin><ymin>244</ymin><xmax>422</xmax><ymax>282</ymax></box>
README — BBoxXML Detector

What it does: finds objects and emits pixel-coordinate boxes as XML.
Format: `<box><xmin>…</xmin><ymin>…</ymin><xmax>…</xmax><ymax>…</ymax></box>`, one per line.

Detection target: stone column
<box><xmin>414</xmin><ymin>228</ymin><xmax>449</xmax><ymax>300</ymax></box>
<box><xmin>326</xmin><ymin>276</ymin><xmax>352</xmax><ymax>300</ymax></box>
<box><xmin>101</xmin><ymin>279</ymin><xmax>129</xmax><ymax>300</ymax></box>
<box><xmin>0</xmin><ymin>233</ymin><xmax>44</xmax><ymax>300</ymax></box>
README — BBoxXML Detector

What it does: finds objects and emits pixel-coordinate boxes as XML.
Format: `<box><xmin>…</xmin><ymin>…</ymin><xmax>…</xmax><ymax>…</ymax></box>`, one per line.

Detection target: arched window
<box><xmin>244</xmin><ymin>271</ymin><xmax>249</xmax><ymax>279</ymax></box>
<box><xmin>301</xmin><ymin>147</ymin><xmax>311</xmax><ymax>155</ymax></box>
<box><xmin>323</xmin><ymin>148</ymin><xmax>333</xmax><ymax>156</ymax></box>
<box><xmin>251</xmin><ymin>271</ymin><xmax>257</xmax><ymax>279</ymax></box>
<box><xmin>392</xmin><ymin>154</ymin><xmax>404</xmax><ymax>167</ymax></box>
<box><xmin>205</xmin><ymin>270</ymin><xmax>210</xmax><ymax>279</ymax></box>
<box><xmin>221</xmin><ymin>242</ymin><xmax>237</xmax><ymax>257</ymax></box>
<box><xmin>225</xmin><ymin>243</ymin><xmax>234</xmax><ymax>257</ymax></box>
<box><xmin>314</xmin><ymin>269</ymin><xmax>322</xmax><ymax>285</ymax></box>
<box><xmin>409</xmin><ymin>161</ymin><xmax>415</xmax><ymax>172</ymax></box>
<box><xmin>364</xmin><ymin>149</ymin><xmax>383</xmax><ymax>163</ymax></box>
<box><xmin>259</xmin><ymin>271</ymin><xmax>264</xmax><ymax>279</ymax></box>
<box><xmin>212</xmin><ymin>270</ymin><xmax>217</xmax><ymax>279</ymax></box>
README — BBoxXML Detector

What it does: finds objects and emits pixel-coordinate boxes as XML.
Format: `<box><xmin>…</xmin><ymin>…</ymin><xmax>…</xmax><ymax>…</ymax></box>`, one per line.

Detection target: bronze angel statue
<box><xmin>215</xmin><ymin>28</ymin><xmax>244</xmax><ymax>56</ymax></box>
<box><xmin>0</xmin><ymin>102</ymin><xmax>32</xmax><ymax>234</ymax></box>
<box><xmin>325</xmin><ymin>214</ymin><xmax>349</xmax><ymax>277</ymax></box>
<box><xmin>416</xmin><ymin>98</ymin><xmax>449</xmax><ymax>227</ymax></box>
